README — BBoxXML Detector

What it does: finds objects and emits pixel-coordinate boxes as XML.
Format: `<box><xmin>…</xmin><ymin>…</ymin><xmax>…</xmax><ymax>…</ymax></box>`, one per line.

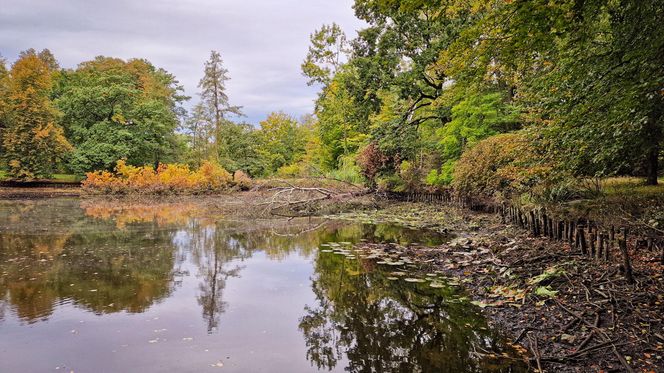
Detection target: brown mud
<box><xmin>335</xmin><ymin>202</ymin><xmax>664</xmax><ymax>373</ymax></box>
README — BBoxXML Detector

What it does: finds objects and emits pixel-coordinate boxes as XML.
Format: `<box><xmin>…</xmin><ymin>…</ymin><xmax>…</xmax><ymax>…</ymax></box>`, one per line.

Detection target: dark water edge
<box><xmin>0</xmin><ymin>198</ymin><xmax>526</xmax><ymax>372</ymax></box>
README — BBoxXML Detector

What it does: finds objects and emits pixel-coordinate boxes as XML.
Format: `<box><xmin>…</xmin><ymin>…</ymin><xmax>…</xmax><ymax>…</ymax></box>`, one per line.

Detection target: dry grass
<box><xmin>253</xmin><ymin>177</ymin><xmax>365</xmax><ymax>193</ymax></box>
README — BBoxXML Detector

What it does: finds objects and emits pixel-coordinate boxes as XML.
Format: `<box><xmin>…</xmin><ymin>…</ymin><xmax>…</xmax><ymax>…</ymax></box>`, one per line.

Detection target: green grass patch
<box><xmin>599</xmin><ymin>176</ymin><xmax>664</xmax><ymax>198</ymax></box>
<box><xmin>0</xmin><ymin>170</ymin><xmax>83</xmax><ymax>182</ymax></box>
<box><xmin>50</xmin><ymin>174</ymin><xmax>84</xmax><ymax>182</ymax></box>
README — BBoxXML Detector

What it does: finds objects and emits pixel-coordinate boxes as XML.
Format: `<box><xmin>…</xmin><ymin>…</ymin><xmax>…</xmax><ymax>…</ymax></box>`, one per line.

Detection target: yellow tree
<box><xmin>0</xmin><ymin>56</ymin><xmax>10</xmax><ymax>137</ymax></box>
<box><xmin>3</xmin><ymin>54</ymin><xmax>71</xmax><ymax>179</ymax></box>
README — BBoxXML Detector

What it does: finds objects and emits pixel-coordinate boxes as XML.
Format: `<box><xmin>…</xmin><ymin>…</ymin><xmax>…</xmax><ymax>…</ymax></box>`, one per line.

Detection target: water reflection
<box><xmin>300</xmin><ymin>251</ymin><xmax>517</xmax><ymax>372</ymax></box>
<box><xmin>0</xmin><ymin>199</ymin><xmax>522</xmax><ymax>372</ymax></box>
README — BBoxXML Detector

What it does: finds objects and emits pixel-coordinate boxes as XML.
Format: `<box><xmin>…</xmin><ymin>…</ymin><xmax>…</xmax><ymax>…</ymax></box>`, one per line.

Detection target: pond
<box><xmin>0</xmin><ymin>198</ymin><xmax>525</xmax><ymax>372</ymax></box>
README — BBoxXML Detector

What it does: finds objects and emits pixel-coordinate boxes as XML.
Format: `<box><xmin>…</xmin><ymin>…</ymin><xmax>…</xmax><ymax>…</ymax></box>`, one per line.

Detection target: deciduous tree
<box><xmin>3</xmin><ymin>53</ymin><xmax>71</xmax><ymax>178</ymax></box>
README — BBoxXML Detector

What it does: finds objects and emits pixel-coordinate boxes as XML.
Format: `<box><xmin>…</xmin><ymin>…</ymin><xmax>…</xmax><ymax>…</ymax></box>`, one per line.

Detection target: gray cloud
<box><xmin>0</xmin><ymin>0</ymin><xmax>365</xmax><ymax>124</ymax></box>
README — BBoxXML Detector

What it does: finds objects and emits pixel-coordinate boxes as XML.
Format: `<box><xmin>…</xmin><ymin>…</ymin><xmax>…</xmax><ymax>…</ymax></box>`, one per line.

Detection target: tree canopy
<box><xmin>3</xmin><ymin>1</ymin><xmax>662</xmax><ymax>193</ymax></box>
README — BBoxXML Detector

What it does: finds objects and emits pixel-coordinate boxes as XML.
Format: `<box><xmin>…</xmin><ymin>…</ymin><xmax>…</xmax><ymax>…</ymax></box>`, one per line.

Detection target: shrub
<box><xmin>376</xmin><ymin>174</ymin><xmax>404</xmax><ymax>192</ymax></box>
<box><xmin>276</xmin><ymin>163</ymin><xmax>305</xmax><ymax>178</ymax></box>
<box><xmin>196</xmin><ymin>161</ymin><xmax>233</xmax><ymax>189</ymax></box>
<box><xmin>233</xmin><ymin>170</ymin><xmax>253</xmax><ymax>190</ymax></box>
<box><xmin>83</xmin><ymin>159</ymin><xmax>237</xmax><ymax>194</ymax></box>
<box><xmin>452</xmin><ymin>133</ymin><xmax>561</xmax><ymax>201</ymax></box>
<box><xmin>356</xmin><ymin>143</ymin><xmax>389</xmax><ymax>187</ymax></box>
<box><xmin>326</xmin><ymin>154</ymin><xmax>364</xmax><ymax>185</ymax></box>
<box><xmin>398</xmin><ymin>160</ymin><xmax>423</xmax><ymax>192</ymax></box>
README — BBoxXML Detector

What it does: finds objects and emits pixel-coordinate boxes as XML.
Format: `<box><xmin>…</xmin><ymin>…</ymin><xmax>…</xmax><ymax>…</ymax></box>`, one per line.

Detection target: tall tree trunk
<box><xmin>645</xmin><ymin>104</ymin><xmax>662</xmax><ymax>186</ymax></box>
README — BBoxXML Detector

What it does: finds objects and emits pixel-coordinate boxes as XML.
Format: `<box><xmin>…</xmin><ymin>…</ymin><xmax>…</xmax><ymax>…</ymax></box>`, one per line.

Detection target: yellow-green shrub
<box><xmin>83</xmin><ymin>159</ymin><xmax>240</xmax><ymax>194</ymax></box>
<box><xmin>276</xmin><ymin>163</ymin><xmax>306</xmax><ymax>178</ymax></box>
<box><xmin>452</xmin><ymin>133</ymin><xmax>557</xmax><ymax>200</ymax></box>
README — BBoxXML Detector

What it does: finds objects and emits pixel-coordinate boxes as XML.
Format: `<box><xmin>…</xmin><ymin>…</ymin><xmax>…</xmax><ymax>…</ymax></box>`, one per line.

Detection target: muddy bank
<box><xmin>0</xmin><ymin>186</ymin><xmax>82</xmax><ymax>199</ymax></box>
<box><xmin>332</xmin><ymin>202</ymin><xmax>664</xmax><ymax>372</ymax></box>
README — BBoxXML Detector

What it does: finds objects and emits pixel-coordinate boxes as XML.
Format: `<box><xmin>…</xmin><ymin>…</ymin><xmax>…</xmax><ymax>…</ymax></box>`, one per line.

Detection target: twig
<box><xmin>527</xmin><ymin>332</ymin><xmax>543</xmax><ymax>373</ymax></box>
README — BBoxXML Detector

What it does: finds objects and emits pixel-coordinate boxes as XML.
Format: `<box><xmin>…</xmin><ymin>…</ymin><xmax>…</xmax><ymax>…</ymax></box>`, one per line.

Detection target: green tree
<box><xmin>55</xmin><ymin>57</ymin><xmax>187</xmax><ymax>173</ymax></box>
<box><xmin>217</xmin><ymin>121</ymin><xmax>268</xmax><ymax>177</ymax></box>
<box><xmin>301</xmin><ymin>23</ymin><xmax>350</xmax><ymax>87</ymax></box>
<box><xmin>427</xmin><ymin>91</ymin><xmax>520</xmax><ymax>185</ymax></box>
<box><xmin>181</xmin><ymin>102</ymin><xmax>215</xmax><ymax>167</ymax></box>
<box><xmin>0</xmin><ymin>56</ymin><xmax>10</xmax><ymax>142</ymax></box>
<box><xmin>315</xmin><ymin>67</ymin><xmax>371</xmax><ymax>169</ymax></box>
<box><xmin>438</xmin><ymin>0</ymin><xmax>664</xmax><ymax>184</ymax></box>
<box><xmin>256</xmin><ymin>112</ymin><xmax>307</xmax><ymax>174</ymax></box>
<box><xmin>2</xmin><ymin>53</ymin><xmax>71</xmax><ymax>178</ymax></box>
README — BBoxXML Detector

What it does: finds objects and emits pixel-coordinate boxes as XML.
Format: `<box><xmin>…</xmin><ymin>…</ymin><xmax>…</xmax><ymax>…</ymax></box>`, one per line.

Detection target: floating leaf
<box><xmin>535</xmin><ymin>286</ymin><xmax>558</xmax><ymax>297</ymax></box>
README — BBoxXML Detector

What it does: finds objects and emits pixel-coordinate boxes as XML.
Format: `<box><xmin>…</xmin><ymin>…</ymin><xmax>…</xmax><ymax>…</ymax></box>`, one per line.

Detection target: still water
<box><xmin>0</xmin><ymin>199</ymin><xmax>523</xmax><ymax>372</ymax></box>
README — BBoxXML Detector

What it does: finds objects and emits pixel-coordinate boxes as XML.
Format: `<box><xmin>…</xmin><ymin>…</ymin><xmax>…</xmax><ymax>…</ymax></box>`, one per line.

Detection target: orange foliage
<box><xmin>82</xmin><ymin>201</ymin><xmax>218</xmax><ymax>228</ymax></box>
<box><xmin>83</xmin><ymin>160</ymin><xmax>245</xmax><ymax>194</ymax></box>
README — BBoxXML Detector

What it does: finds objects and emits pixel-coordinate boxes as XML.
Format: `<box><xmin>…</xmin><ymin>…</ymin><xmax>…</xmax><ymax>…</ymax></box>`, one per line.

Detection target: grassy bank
<box><xmin>0</xmin><ymin>170</ymin><xmax>83</xmax><ymax>183</ymax></box>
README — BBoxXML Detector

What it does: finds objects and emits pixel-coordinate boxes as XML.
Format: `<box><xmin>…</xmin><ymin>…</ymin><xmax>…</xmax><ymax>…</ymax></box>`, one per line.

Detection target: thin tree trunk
<box><xmin>645</xmin><ymin>104</ymin><xmax>662</xmax><ymax>185</ymax></box>
<box><xmin>646</xmin><ymin>144</ymin><xmax>659</xmax><ymax>185</ymax></box>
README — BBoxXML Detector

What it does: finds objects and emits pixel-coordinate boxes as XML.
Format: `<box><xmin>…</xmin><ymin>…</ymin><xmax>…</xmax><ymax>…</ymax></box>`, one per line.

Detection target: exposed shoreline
<box><xmin>334</xmin><ymin>202</ymin><xmax>663</xmax><ymax>372</ymax></box>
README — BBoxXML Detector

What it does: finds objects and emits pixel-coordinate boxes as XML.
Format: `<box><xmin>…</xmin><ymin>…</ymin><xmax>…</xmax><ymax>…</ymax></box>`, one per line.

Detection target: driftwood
<box><xmin>256</xmin><ymin>181</ymin><xmax>368</xmax><ymax>217</ymax></box>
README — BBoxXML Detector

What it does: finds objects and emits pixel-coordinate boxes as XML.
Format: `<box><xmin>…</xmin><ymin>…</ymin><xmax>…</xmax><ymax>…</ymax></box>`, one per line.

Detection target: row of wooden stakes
<box><xmin>502</xmin><ymin>205</ymin><xmax>642</xmax><ymax>282</ymax></box>
<box><xmin>388</xmin><ymin>191</ymin><xmax>664</xmax><ymax>283</ymax></box>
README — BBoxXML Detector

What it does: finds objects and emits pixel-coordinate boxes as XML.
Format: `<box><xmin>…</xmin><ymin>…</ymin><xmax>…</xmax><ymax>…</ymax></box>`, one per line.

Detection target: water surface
<box><xmin>0</xmin><ymin>199</ymin><xmax>523</xmax><ymax>372</ymax></box>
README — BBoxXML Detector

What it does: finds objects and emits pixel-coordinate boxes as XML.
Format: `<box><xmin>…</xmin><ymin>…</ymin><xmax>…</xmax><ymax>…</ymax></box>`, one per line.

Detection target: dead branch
<box><xmin>255</xmin><ymin>182</ymin><xmax>368</xmax><ymax>217</ymax></box>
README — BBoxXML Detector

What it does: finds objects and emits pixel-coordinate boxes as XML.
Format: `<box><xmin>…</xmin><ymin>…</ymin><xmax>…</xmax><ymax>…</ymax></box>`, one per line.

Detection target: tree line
<box><xmin>0</xmin><ymin>49</ymin><xmax>314</xmax><ymax>179</ymax></box>
<box><xmin>1</xmin><ymin>0</ymin><xmax>662</xmax><ymax>200</ymax></box>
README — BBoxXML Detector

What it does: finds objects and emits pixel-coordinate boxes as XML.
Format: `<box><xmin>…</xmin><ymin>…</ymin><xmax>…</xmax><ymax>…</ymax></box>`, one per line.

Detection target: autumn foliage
<box><xmin>356</xmin><ymin>143</ymin><xmax>390</xmax><ymax>187</ymax></box>
<box><xmin>83</xmin><ymin>160</ymin><xmax>251</xmax><ymax>194</ymax></box>
<box><xmin>452</xmin><ymin>133</ymin><xmax>556</xmax><ymax>200</ymax></box>
<box><xmin>2</xmin><ymin>53</ymin><xmax>71</xmax><ymax>178</ymax></box>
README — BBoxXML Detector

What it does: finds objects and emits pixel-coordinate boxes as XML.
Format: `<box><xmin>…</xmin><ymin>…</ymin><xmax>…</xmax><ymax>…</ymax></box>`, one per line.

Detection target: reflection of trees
<box><xmin>188</xmin><ymin>221</ymin><xmax>248</xmax><ymax>333</ymax></box>
<box><xmin>299</xmin><ymin>253</ymin><xmax>522</xmax><ymax>373</ymax></box>
<box><xmin>0</xmin><ymin>194</ymin><xmax>472</xmax><ymax>370</ymax></box>
<box><xmin>81</xmin><ymin>200</ymin><xmax>210</xmax><ymax>229</ymax></box>
<box><xmin>0</xmin><ymin>200</ymin><xmax>178</xmax><ymax>323</ymax></box>
<box><xmin>186</xmin><ymin>219</ymin><xmax>399</xmax><ymax>333</ymax></box>
<box><xmin>0</xmin><ymin>228</ymin><xmax>178</xmax><ymax>321</ymax></box>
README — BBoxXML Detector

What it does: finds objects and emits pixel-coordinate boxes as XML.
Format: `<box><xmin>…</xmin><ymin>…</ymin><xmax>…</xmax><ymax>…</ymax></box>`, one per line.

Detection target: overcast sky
<box><xmin>0</xmin><ymin>0</ymin><xmax>365</xmax><ymax>124</ymax></box>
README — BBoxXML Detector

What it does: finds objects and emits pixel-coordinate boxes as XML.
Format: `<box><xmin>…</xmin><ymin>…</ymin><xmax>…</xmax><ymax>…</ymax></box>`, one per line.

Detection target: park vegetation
<box><xmin>299</xmin><ymin>0</ymin><xmax>663</xmax><ymax>203</ymax></box>
<box><xmin>0</xmin><ymin>0</ymin><xmax>662</xmax><ymax>202</ymax></box>
<box><xmin>83</xmin><ymin>160</ymin><xmax>251</xmax><ymax>194</ymax></box>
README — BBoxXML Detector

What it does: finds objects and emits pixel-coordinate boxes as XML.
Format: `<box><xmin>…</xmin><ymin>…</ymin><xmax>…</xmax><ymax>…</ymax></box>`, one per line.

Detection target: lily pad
<box><xmin>404</xmin><ymin>278</ymin><xmax>426</xmax><ymax>283</ymax></box>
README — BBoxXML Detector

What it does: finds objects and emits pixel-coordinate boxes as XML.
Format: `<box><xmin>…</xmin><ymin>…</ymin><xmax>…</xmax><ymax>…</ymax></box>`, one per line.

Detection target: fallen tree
<box><xmin>254</xmin><ymin>179</ymin><xmax>369</xmax><ymax>217</ymax></box>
